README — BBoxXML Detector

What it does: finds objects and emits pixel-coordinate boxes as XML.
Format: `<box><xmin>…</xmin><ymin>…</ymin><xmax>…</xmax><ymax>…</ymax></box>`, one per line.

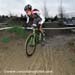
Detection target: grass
<box><xmin>1</xmin><ymin>36</ymin><xmax>10</xmax><ymax>43</ymax></box>
<box><xmin>0</xmin><ymin>26</ymin><xmax>31</xmax><ymax>43</ymax></box>
<box><xmin>7</xmin><ymin>26</ymin><xmax>30</xmax><ymax>38</ymax></box>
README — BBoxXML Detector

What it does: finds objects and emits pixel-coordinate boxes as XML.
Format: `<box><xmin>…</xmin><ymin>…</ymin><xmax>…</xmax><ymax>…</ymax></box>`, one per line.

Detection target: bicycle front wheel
<box><xmin>25</xmin><ymin>34</ymin><xmax>36</xmax><ymax>56</ymax></box>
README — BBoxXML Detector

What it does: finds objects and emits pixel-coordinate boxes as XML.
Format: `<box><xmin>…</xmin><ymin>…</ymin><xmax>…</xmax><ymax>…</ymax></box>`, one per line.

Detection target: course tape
<box><xmin>0</xmin><ymin>27</ymin><xmax>75</xmax><ymax>31</ymax></box>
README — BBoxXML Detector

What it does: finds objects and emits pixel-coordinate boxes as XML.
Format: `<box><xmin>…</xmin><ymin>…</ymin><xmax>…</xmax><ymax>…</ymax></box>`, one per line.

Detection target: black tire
<box><xmin>25</xmin><ymin>34</ymin><xmax>36</xmax><ymax>56</ymax></box>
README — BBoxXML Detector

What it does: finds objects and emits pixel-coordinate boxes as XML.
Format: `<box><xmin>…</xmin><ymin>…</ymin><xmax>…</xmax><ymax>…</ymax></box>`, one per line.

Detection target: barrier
<box><xmin>0</xmin><ymin>27</ymin><xmax>75</xmax><ymax>31</ymax></box>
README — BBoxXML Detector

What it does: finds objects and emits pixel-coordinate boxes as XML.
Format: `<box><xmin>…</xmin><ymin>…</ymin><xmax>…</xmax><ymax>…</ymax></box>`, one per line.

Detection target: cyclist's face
<box><xmin>26</xmin><ymin>10</ymin><xmax>32</xmax><ymax>16</ymax></box>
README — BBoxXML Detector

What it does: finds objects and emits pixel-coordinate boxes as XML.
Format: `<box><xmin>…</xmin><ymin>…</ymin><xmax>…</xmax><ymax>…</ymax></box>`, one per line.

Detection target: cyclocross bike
<box><xmin>24</xmin><ymin>26</ymin><xmax>44</xmax><ymax>56</ymax></box>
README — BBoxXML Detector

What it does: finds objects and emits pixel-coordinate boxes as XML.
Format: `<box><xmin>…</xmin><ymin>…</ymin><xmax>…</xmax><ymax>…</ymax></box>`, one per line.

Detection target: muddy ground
<box><xmin>0</xmin><ymin>30</ymin><xmax>75</xmax><ymax>75</ymax></box>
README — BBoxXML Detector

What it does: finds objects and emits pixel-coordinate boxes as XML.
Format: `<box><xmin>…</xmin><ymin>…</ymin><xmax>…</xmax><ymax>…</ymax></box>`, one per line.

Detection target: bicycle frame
<box><xmin>33</xmin><ymin>27</ymin><xmax>36</xmax><ymax>38</ymax></box>
<box><xmin>26</xmin><ymin>27</ymin><xmax>42</xmax><ymax>44</ymax></box>
<box><xmin>33</xmin><ymin>27</ymin><xmax>42</xmax><ymax>43</ymax></box>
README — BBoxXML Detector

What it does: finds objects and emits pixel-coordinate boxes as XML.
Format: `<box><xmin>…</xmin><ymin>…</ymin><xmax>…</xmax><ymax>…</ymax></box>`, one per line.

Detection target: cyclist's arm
<box><xmin>38</xmin><ymin>13</ymin><xmax>45</xmax><ymax>24</ymax></box>
<box><xmin>23</xmin><ymin>14</ymin><xmax>29</xmax><ymax>28</ymax></box>
<box><xmin>26</xmin><ymin>14</ymin><xmax>29</xmax><ymax>23</ymax></box>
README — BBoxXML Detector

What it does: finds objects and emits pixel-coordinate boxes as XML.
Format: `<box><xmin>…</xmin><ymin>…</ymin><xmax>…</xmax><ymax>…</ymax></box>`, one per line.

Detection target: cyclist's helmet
<box><xmin>24</xmin><ymin>4</ymin><xmax>32</xmax><ymax>11</ymax></box>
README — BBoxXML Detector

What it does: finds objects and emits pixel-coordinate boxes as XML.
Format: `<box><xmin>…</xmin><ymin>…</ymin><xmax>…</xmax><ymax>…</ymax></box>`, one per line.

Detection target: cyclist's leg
<box><xmin>38</xmin><ymin>24</ymin><xmax>43</xmax><ymax>32</ymax></box>
<box><xmin>38</xmin><ymin>19</ymin><xmax>46</xmax><ymax>45</ymax></box>
<box><xmin>38</xmin><ymin>24</ymin><xmax>45</xmax><ymax>41</ymax></box>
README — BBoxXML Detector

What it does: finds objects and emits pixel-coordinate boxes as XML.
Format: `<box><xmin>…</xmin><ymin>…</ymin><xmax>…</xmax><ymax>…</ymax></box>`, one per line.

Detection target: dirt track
<box><xmin>0</xmin><ymin>31</ymin><xmax>75</xmax><ymax>75</ymax></box>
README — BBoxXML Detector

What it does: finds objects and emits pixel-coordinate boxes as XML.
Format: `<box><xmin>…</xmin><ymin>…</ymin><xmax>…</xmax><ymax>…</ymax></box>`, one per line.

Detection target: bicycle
<box><xmin>24</xmin><ymin>26</ymin><xmax>44</xmax><ymax>56</ymax></box>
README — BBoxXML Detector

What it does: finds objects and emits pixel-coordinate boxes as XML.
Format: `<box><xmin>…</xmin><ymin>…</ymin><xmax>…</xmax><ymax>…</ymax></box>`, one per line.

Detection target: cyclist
<box><xmin>24</xmin><ymin>4</ymin><xmax>45</xmax><ymax>42</ymax></box>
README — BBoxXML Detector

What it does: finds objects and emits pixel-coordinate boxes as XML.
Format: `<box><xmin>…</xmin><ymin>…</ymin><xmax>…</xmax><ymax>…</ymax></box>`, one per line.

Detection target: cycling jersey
<box><xmin>25</xmin><ymin>9</ymin><xmax>45</xmax><ymax>25</ymax></box>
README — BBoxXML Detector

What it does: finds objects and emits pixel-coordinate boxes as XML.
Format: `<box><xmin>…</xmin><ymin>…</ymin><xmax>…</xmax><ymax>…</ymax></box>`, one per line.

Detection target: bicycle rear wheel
<box><xmin>25</xmin><ymin>34</ymin><xmax>36</xmax><ymax>56</ymax></box>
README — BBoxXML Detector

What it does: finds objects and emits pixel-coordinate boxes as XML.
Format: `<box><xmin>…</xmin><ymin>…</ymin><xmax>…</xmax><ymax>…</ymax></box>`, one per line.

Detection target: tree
<box><xmin>58</xmin><ymin>0</ymin><xmax>64</xmax><ymax>26</ymax></box>
<box><xmin>43</xmin><ymin>0</ymin><xmax>49</xmax><ymax>19</ymax></box>
<box><xmin>53</xmin><ymin>15</ymin><xmax>58</xmax><ymax>21</ymax></box>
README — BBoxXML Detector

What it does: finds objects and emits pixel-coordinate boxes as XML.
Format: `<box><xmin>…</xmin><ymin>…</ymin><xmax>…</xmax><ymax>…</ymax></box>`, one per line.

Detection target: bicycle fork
<box><xmin>32</xmin><ymin>28</ymin><xmax>36</xmax><ymax>45</ymax></box>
